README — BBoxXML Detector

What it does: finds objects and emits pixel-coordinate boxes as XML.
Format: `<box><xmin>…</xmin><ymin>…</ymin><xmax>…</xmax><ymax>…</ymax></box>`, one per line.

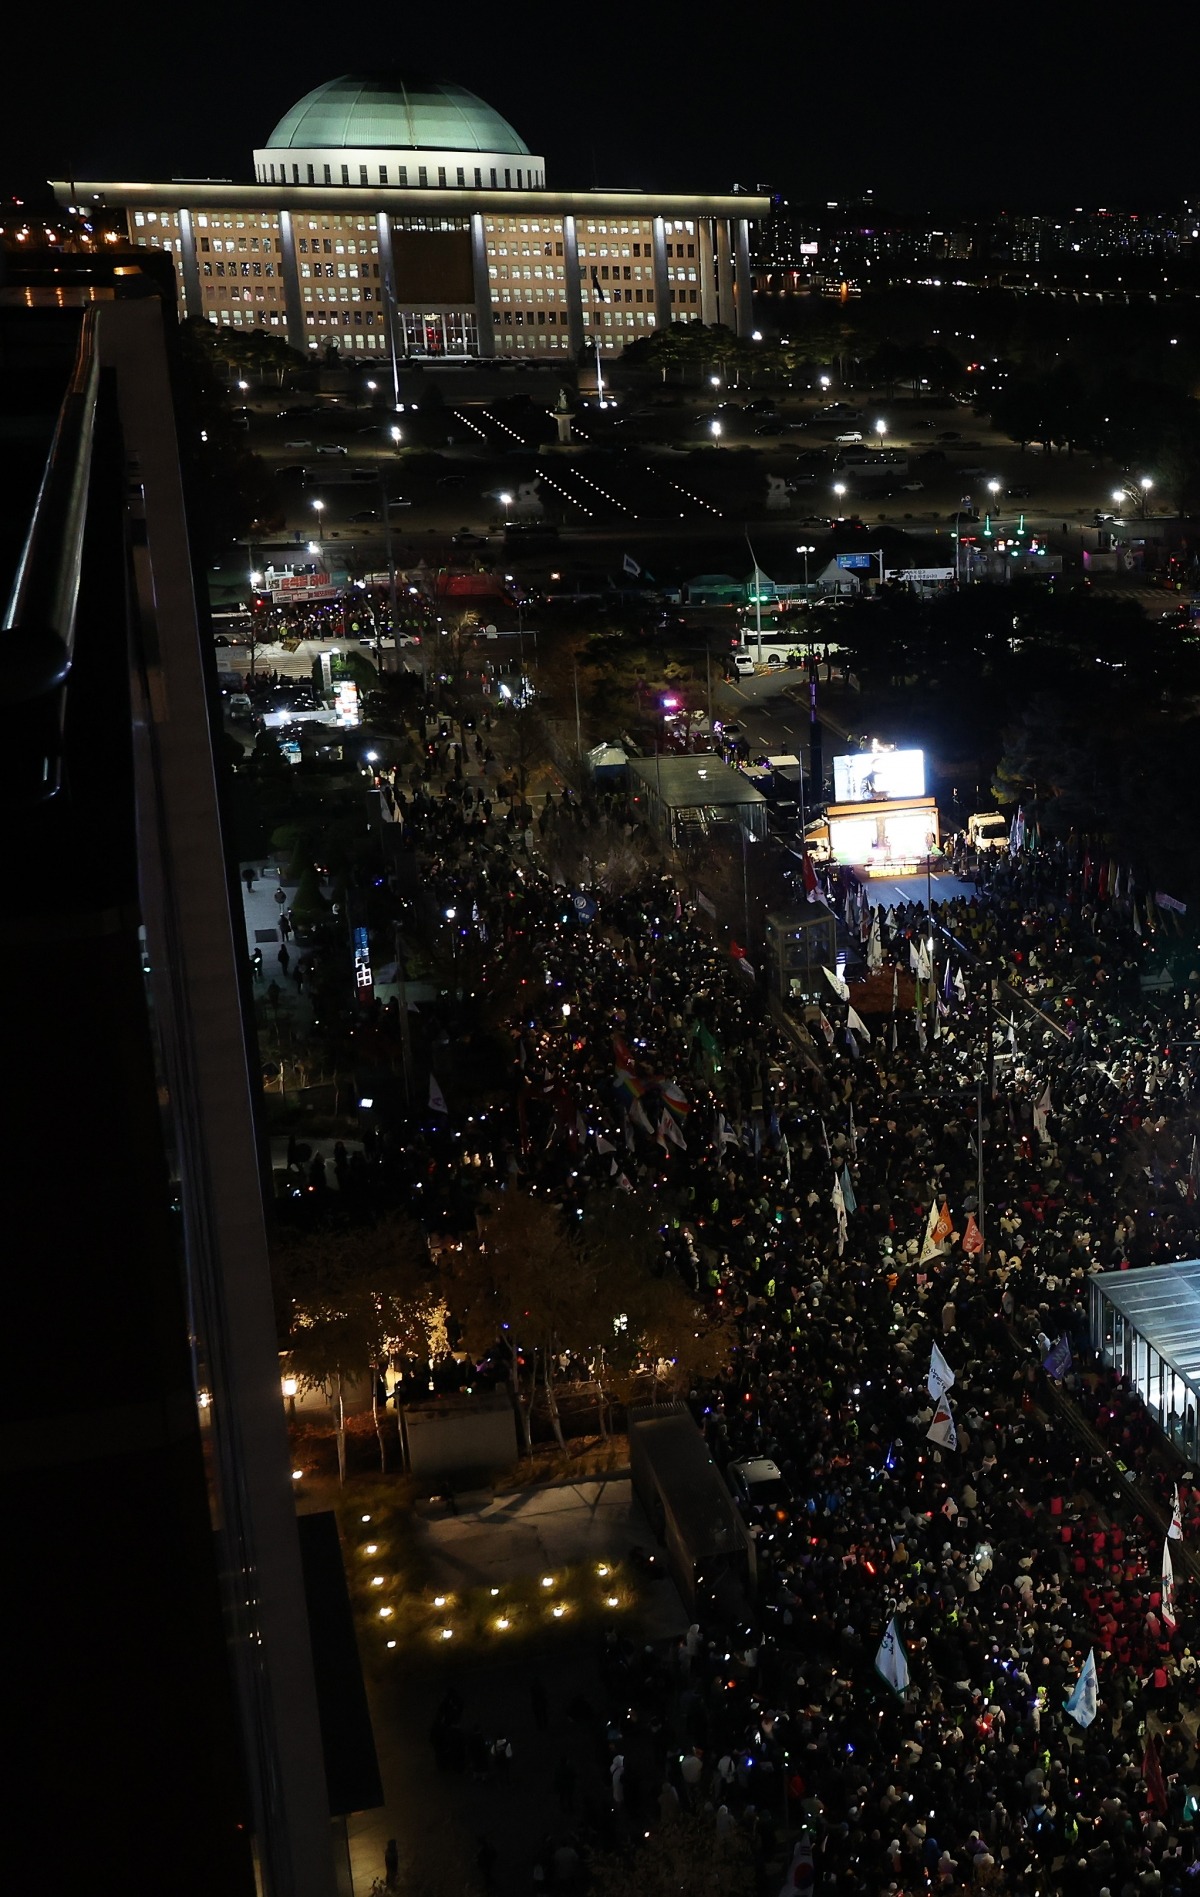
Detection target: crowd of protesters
<box><xmin>303</xmin><ymin>717</ymin><xmax>1200</xmax><ymax>1894</ymax></box>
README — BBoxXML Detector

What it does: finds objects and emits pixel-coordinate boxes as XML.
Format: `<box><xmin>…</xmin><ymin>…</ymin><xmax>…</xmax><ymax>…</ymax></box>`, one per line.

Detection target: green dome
<box><xmin>265</xmin><ymin>75</ymin><xmax>531</xmax><ymax>154</ymax></box>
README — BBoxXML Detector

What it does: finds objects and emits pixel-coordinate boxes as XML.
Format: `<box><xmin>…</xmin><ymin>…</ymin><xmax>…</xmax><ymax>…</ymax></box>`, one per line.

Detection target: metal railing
<box><xmin>2</xmin><ymin>306</ymin><xmax>100</xmax><ymax>800</ymax></box>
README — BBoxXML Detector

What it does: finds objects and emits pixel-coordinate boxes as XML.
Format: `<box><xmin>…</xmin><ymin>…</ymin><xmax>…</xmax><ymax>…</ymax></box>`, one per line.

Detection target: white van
<box><xmin>733</xmin><ymin>654</ymin><xmax>756</xmax><ymax>677</ymax></box>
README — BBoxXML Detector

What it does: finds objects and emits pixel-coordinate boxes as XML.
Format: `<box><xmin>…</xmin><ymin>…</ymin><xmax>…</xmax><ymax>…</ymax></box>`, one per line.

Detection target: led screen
<box><xmin>833</xmin><ymin>748</ymin><xmax>925</xmax><ymax>802</ymax></box>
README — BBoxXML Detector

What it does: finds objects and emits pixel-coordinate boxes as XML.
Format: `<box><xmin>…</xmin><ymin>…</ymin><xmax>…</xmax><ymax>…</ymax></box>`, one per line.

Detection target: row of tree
<box><xmin>273</xmin><ymin>1189</ymin><xmax>732</xmax><ymax>1477</ymax></box>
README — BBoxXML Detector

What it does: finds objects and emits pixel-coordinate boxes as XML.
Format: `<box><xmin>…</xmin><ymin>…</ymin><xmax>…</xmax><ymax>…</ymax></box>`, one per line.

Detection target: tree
<box><xmin>290</xmin><ymin>864</ymin><xmax>329</xmax><ymax>929</ymax></box>
<box><xmin>441</xmin><ymin>1189</ymin><xmax>587</xmax><ymax>1453</ymax></box>
<box><xmin>273</xmin><ymin>1213</ymin><xmax>438</xmax><ymax>1478</ymax></box>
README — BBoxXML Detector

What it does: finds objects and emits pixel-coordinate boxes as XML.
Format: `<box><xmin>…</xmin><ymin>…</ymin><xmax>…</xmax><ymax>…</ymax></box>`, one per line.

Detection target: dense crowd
<box><xmin>327</xmin><ymin>723</ymin><xmax>1200</xmax><ymax>1895</ymax></box>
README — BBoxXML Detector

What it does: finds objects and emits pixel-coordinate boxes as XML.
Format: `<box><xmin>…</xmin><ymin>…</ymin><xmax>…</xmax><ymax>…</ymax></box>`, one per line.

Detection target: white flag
<box><xmin>1169</xmin><ymin>1484</ymin><xmax>1183</xmax><ymax>1541</ymax></box>
<box><xmin>831</xmin><ymin>1173</ymin><xmax>848</xmax><ymax>1256</ymax></box>
<box><xmin>926</xmin><ymin>1395</ymin><xmax>958</xmax><ymax>1451</ymax></box>
<box><xmin>629</xmin><ymin>1097</ymin><xmax>655</xmax><ymax>1137</ymax></box>
<box><xmin>846</xmin><ymin>1005</ymin><xmax>869</xmax><ymax>1039</ymax></box>
<box><xmin>822</xmin><ymin>965</ymin><xmax>849</xmax><ymax>1002</ymax></box>
<box><xmin>916</xmin><ymin>942</ymin><xmax>932</xmax><ymax>983</ymax></box>
<box><xmin>661</xmin><ymin>1111</ymin><xmax>687</xmax><ymax>1151</ymax></box>
<box><xmin>954</xmin><ymin>967</ymin><xmax>966</xmax><ymax>1002</ymax></box>
<box><xmin>867</xmin><ymin>912</ymin><xmax>883</xmax><ymax>971</ymax></box>
<box><xmin>1064</xmin><ymin>1649</ymin><xmax>1099</xmax><ymax>1728</ymax></box>
<box><xmin>596</xmin><ymin>1134</ymin><xmax>616</xmax><ymax>1155</ymax></box>
<box><xmin>928</xmin><ymin>1343</ymin><xmax>956</xmax><ymax>1402</ymax></box>
<box><xmin>918</xmin><ymin>1200</ymin><xmax>943</xmax><ymax>1265</ymax></box>
<box><xmin>1032</xmin><ymin>1080</ymin><xmax>1052</xmax><ymax>1141</ymax></box>
<box><xmin>875</xmin><ymin>1618</ymin><xmax>910</xmax><ymax>1697</ymax></box>
<box><xmin>1162</xmin><ymin>1539</ymin><xmax>1178</xmax><ymax>1632</ymax></box>
<box><xmin>429</xmin><ymin>1074</ymin><xmax>448</xmax><ymax>1113</ymax></box>
<box><xmin>622</xmin><ymin>552</ymin><xmax>641</xmax><ymax>578</ymax></box>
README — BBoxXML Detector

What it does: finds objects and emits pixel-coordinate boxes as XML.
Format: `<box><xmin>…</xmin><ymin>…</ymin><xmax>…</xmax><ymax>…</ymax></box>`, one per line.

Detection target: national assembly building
<box><xmin>52</xmin><ymin>73</ymin><xmax>765</xmax><ymax>362</ymax></box>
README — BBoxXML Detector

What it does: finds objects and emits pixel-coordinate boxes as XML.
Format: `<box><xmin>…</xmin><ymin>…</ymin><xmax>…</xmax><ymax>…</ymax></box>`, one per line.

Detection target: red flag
<box><xmin>1142</xmin><ymin>1734</ymin><xmax>1168</xmax><ymax>1814</ymax></box>
<box><xmin>802</xmin><ymin>851</ymin><xmax>819</xmax><ymax>902</ymax></box>
<box><xmin>961</xmin><ymin>1212</ymin><xmax>984</xmax><ymax>1255</ymax></box>
<box><xmin>730</xmin><ymin>941</ymin><xmax>747</xmax><ymax>961</ymax></box>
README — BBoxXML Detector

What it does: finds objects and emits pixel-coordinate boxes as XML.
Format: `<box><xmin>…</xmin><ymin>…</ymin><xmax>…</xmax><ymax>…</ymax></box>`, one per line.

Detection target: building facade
<box><xmin>54</xmin><ymin>73</ymin><xmax>765</xmax><ymax>360</ymax></box>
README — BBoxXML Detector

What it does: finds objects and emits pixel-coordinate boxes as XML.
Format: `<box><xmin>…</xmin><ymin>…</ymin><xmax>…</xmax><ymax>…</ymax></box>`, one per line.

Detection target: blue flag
<box><xmin>840</xmin><ymin>1163</ymin><xmax>857</xmax><ymax>1216</ymax></box>
<box><xmin>1064</xmin><ymin>1649</ymin><xmax>1098</xmax><ymax>1728</ymax></box>
<box><xmin>1042</xmin><ymin>1335</ymin><xmax>1072</xmax><ymax>1381</ymax></box>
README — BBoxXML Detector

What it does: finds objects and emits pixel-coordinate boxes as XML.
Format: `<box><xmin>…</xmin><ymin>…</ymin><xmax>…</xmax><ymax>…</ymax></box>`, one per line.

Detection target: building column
<box><xmin>375</xmin><ymin>210</ymin><xmax>405</xmax><ymax>393</ymax></box>
<box><xmin>698</xmin><ymin>220</ymin><xmax>719</xmax><ymax>326</ymax></box>
<box><xmin>714</xmin><ymin>218</ymin><xmax>735</xmax><ymax>328</ymax></box>
<box><xmin>277</xmin><ymin>211</ymin><xmax>307</xmax><ymax>354</ymax></box>
<box><xmin>562</xmin><ymin>215</ymin><xmax>584</xmax><ymax>357</ymax></box>
<box><xmin>470</xmin><ymin>213</ymin><xmax>495</xmax><ymax>358</ymax></box>
<box><xmin>651</xmin><ymin>216</ymin><xmax>671</xmax><ymax>330</ymax></box>
<box><xmin>177</xmin><ymin>208</ymin><xmax>202</xmax><ymax>321</ymax></box>
<box><xmin>733</xmin><ymin>216</ymin><xmax>754</xmax><ymax>339</ymax></box>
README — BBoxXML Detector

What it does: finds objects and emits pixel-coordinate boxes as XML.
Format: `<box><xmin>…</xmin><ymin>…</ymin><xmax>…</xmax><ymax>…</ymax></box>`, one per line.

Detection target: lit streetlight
<box><xmin>874</xmin><ymin>417</ymin><xmax>887</xmax><ymax>448</ymax></box>
<box><xmin>833</xmin><ymin>481</ymin><xmax>847</xmax><ymax>508</ymax></box>
<box><xmin>987</xmin><ymin>479</ymin><xmax>1002</xmax><ymax>511</ymax></box>
<box><xmin>1139</xmin><ymin>474</ymin><xmax>1154</xmax><ymax>518</ymax></box>
<box><xmin>795</xmin><ymin>542</ymin><xmax>816</xmax><ymax>590</ymax></box>
<box><xmin>390</xmin><ymin>425</ymin><xmax>402</xmax><ymax>449</ymax></box>
<box><xmin>710</xmin><ymin>419</ymin><xmax>723</xmax><ymax>444</ymax></box>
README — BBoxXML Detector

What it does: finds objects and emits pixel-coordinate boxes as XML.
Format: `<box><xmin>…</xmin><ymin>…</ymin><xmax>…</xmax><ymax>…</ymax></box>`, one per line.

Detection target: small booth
<box><xmin>764</xmin><ymin>904</ymin><xmax>839</xmax><ymax>1002</ymax></box>
<box><xmin>629</xmin><ymin>756</ymin><xmax>768</xmax><ymax>848</ymax></box>
<box><xmin>1089</xmin><ymin>1259</ymin><xmax>1200</xmax><ymax>1463</ymax></box>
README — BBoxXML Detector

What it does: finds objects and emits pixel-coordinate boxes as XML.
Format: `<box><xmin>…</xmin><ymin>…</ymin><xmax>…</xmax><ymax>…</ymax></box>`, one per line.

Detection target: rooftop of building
<box><xmin>263</xmin><ymin>74</ymin><xmax>531</xmax><ymax>155</ymax></box>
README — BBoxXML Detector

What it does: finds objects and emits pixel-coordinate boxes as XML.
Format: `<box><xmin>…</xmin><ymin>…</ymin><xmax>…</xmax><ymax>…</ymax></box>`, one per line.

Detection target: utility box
<box><xmin>627</xmin><ymin>1402</ymin><xmax>755</xmax><ymax>1615</ymax></box>
<box><xmin>400</xmin><ymin>1392</ymin><xmax>518</xmax><ymax>1482</ymax></box>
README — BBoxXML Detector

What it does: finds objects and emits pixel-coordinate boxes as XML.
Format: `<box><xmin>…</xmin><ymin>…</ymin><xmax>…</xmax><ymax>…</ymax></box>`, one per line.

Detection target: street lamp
<box><xmin>710</xmin><ymin>419</ymin><xmax>722</xmax><ymax>444</ymax></box>
<box><xmin>987</xmin><ymin>479</ymin><xmax>1002</xmax><ymax>510</ymax></box>
<box><xmin>710</xmin><ymin>374</ymin><xmax>721</xmax><ymax>390</ymax></box>
<box><xmin>311</xmin><ymin>498</ymin><xmax>325</xmax><ymax>526</ymax></box>
<box><xmin>1139</xmin><ymin>475</ymin><xmax>1153</xmax><ymax>518</ymax></box>
<box><xmin>499</xmin><ymin>491</ymin><xmax>513</xmax><ymax>531</ymax></box>
<box><xmin>833</xmin><ymin>481</ymin><xmax>847</xmax><ymax>509</ymax></box>
<box><xmin>796</xmin><ymin>542</ymin><xmax>816</xmax><ymax>590</ymax></box>
<box><xmin>390</xmin><ymin>425</ymin><xmax>402</xmax><ymax>448</ymax></box>
<box><xmin>874</xmin><ymin>417</ymin><xmax>887</xmax><ymax>448</ymax></box>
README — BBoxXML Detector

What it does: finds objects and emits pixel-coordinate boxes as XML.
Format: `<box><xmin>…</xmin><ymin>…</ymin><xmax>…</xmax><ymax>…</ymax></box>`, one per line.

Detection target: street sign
<box><xmin>836</xmin><ymin>554</ymin><xmax>872</xmax><ymax>570</ymax></box>
<box><xmin>885</xmin><ymin>567</ymin><xmax>955</xmax><ymax>582</ymax></box>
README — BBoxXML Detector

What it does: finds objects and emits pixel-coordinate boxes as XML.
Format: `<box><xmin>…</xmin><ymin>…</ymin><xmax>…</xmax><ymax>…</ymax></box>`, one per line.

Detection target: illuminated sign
<box><xmin>833</xmin><ymin>749</ymin><xmax>926</xmax><ymax>803</ymax></box>
<box><xmin>268</xmin><ymin>570</ymin><xmax>337</xmax><ymax>602</ymax></box>
<box><xmin>353</xmin><ymin>924</ymin><xmax>373</xmax><ymax>1001</ymax></box>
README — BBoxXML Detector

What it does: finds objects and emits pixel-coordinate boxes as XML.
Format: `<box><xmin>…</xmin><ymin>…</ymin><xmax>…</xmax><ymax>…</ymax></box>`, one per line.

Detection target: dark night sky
<box><xmin>9</xmin><ymin>1</ymin><xmax>1189</xmax><ymax>213</ymax></box>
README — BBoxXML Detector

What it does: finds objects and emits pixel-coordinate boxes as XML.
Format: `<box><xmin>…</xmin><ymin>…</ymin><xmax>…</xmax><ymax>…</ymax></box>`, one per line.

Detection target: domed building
<box><xmin>54</xmin><ymin>73</ymin><xmax>763</xmax><ymax>362</ymax></box>
<box><xmin>252</xmin><ymin>74</ymin><xmax>545</xmax><ymax>192</ymax></box>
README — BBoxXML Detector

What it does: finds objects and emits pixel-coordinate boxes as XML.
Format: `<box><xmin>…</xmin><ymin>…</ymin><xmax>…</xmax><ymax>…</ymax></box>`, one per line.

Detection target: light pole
<box><xmin>1139</xmin><ymin>475</ymin><xmax>1153</xmax><ymax>518</ymax></box>
<box><xmin>710</xmin><ymin>419</ymin><xmax>723</xmax><ymax>446</ymax></box>
<box><xmin>390</xmin><ymin>424</ymin><xmax>403</xmax><ymax>453</ymax></box>
<box><xmin>499</xmin><ymin>491</ymin><xmax>513</xmax><ymax>538</ymax></box>
<box><xmin>796</xmin><ymin>543</ymin><xmax>815</xmax><ymax>593</ymax></box>
<box><xmin>832</xmin><ymin>481</ymin><xmax>847</xmax><ymax>514</ymax></box>
<box><xmin>987</xmin><ymin>478</ymin><xmax>1002</xmax><ymax>515</ymax></box>
<box><xmin>874</xmin><ymin>417</ymin><xmax>887</xmax><ymax>451</ymax></box>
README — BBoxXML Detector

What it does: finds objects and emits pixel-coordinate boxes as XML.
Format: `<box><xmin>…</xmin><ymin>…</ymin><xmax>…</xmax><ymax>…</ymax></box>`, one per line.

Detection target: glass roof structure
<box><xmin>1089</xmin><ymin>1259</ymin><xmax>1200</xmax><ymax>1461</ymax></box>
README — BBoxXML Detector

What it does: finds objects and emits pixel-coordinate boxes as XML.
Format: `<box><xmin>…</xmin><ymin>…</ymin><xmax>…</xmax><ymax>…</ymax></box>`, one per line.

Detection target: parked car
<box><xmin>732</xmin><ymin>654</ymin><xmax>756</xmax><ymax>677</ymax></box>
<box><xmin>835</xmin><ymin>430</ymin><xmax>865</xmax><ymax>444</ymax></box>
<box><xmin>350</xmin><ymin>509</ymin><xmax>379</xmax><ymax>522</ymax></box>
<box><xmin>316</xmin><ymin>444</ymin><xmax>348</xmax><ymax>457</ymax></box>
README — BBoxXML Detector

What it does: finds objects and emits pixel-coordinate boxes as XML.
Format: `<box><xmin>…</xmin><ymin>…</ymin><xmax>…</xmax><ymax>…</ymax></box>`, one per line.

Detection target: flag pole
<box><xmin>976</xmin><ymin>1076</ymin><xmax>985</xmax><ymax>1247</ymax></box>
